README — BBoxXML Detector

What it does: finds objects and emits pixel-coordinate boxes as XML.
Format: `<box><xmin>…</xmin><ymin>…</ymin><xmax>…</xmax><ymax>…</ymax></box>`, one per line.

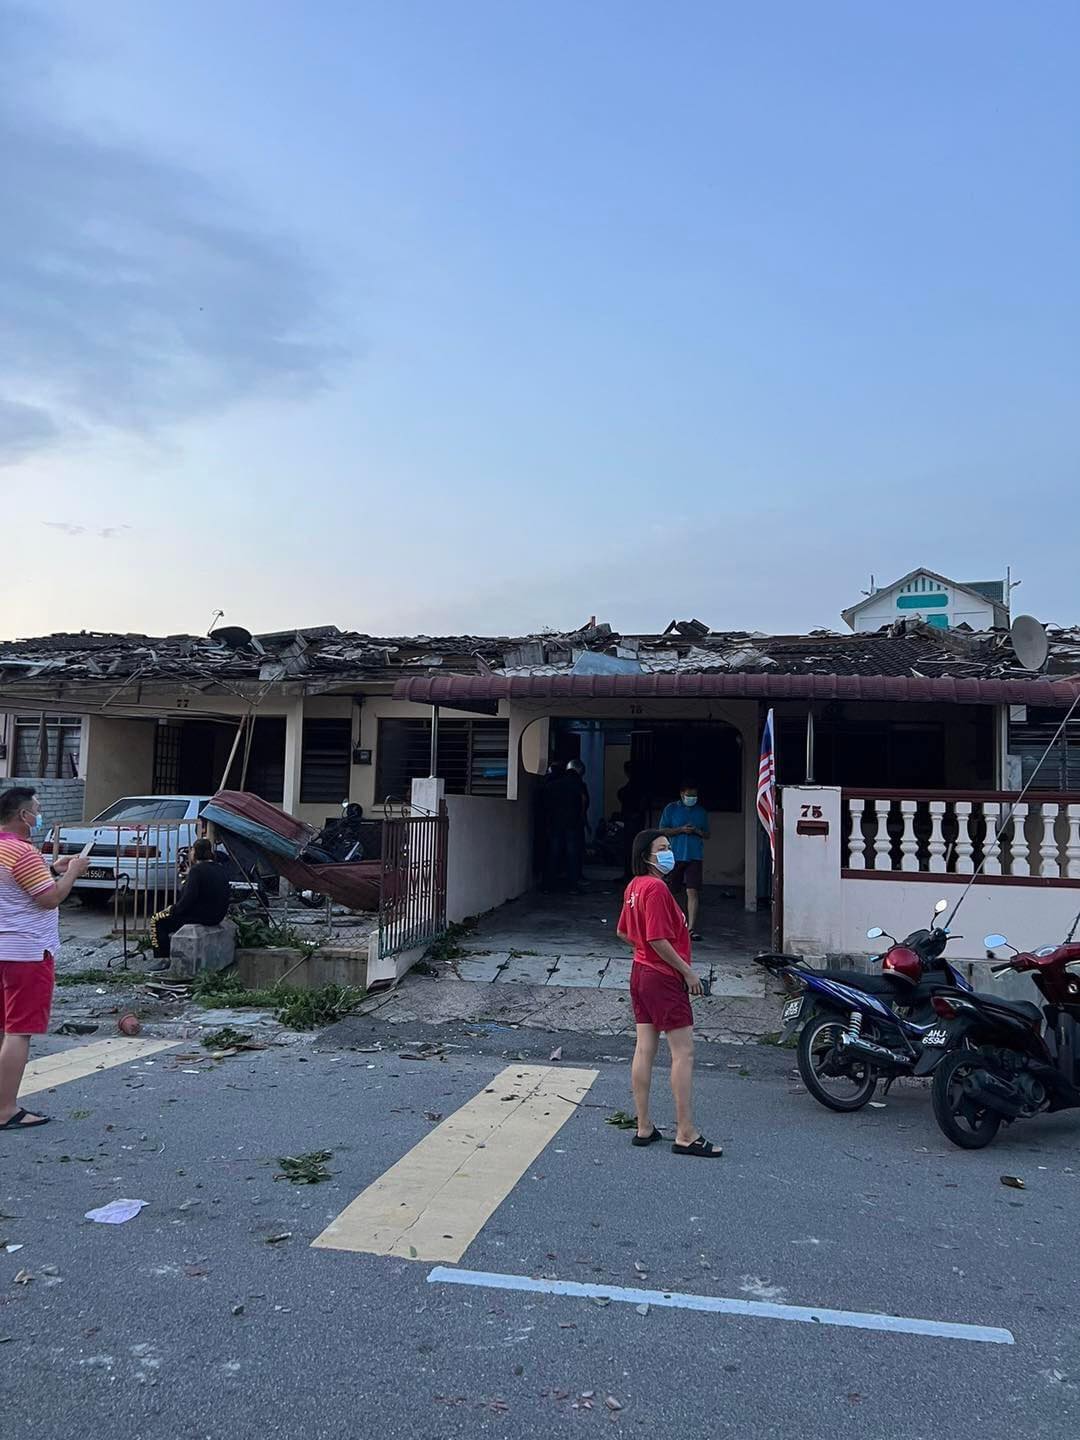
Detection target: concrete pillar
<box><xmin>780</xmin><ymin>785</ymin><xmax>843</xmax><ymax>959</ymax></box>
<box><xmin>411</xmin><ymin>776</ymin><xmax>445</xmax><ymax>815</ymax></box>
<box><xmin>282</xmin><ymin>699</ymin><xmax>305</xmax><ymax>816</ymax></box>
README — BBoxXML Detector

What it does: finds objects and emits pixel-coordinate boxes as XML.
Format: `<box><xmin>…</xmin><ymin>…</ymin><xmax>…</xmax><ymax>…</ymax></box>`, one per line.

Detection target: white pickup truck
<box><xmin>44</xmin><ymin>795</ymin><xmax>209</xmax><ymax>898</ymax></box>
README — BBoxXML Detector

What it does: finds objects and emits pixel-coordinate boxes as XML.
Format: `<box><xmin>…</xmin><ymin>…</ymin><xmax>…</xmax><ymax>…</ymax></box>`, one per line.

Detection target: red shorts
<box><xmin>630</xmin><ymin>962</ymin><xmax>693</xmax><ymax>1033</ymax></box>
<box><xmin>0</xmin><ymin>954</ymin><xmax>56</xmax><ymax>1035</ymax></box>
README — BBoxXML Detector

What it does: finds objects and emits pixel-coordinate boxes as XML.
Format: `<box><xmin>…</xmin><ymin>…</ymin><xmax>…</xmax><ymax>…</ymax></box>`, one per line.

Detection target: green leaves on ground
<box><xmin>604</xmin><ymin>1110</ymin><xmax>636</xmax><ymax>1130</ymax></box>
<box><xmin>192</xmin><ymin>969</ymin><xmax>365</xmax><ymax>1031</ymax></box>
<box><xmin>276</xmin><ymin>1151</ymin><xmax>333</xmax><ymax>1184</ymax></box>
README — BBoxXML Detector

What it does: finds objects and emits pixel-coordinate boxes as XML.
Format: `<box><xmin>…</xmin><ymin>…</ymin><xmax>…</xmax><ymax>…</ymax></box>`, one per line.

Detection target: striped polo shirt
<box><xmin>0</xmin><ymin>831</ymin><xmax>59</xmax><ymax>962</ymax></box>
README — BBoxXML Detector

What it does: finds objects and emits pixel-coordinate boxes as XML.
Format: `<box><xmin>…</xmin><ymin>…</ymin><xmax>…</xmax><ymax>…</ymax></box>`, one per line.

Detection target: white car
<box><xmin>44</xmin><ymin>795</ymin><xmax>209</xmax><ymax>899</ymax></box>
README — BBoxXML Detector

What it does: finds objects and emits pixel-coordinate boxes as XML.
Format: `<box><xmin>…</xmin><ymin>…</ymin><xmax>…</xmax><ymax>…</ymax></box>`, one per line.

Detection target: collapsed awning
<box><xmin>394</xmin><ymin>672</ymin><xmax>1080</xmax><ymax>707</ymax></box>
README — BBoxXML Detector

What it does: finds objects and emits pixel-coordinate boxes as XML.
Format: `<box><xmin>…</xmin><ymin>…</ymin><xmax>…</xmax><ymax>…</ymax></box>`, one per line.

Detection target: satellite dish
<box><xmin>1010</xmin><ymin>614</ymin><xmax>1049</xmax><ymax>672</ymax></box>
<box><xmin>210</xmin><ymin>626</ymin><xmax>254</xmax><ymax>650</ymax></box>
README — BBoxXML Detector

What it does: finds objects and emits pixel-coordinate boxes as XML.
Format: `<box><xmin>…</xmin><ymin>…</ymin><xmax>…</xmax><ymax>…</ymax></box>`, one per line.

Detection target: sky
<box><xmin>2</xmin><ymin>1</ymin><xmax>1077</xmax><ymax>641</ymax></box>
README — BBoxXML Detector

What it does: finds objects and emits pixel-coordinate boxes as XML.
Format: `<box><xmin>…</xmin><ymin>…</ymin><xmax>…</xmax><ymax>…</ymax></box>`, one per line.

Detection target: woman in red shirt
<box><xmin>617</xmin><ymin>829</ymin><xmax>721</xmax><ymax>1158</ymax></box>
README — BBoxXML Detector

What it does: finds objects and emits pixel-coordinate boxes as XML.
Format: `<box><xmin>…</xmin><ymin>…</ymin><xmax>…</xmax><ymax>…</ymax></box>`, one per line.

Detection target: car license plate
<box><xmin>85</xmin><ymin>867</ymin><xmax>114</xmax><ymax>882</ymax></box>
<box><xmin>782</xmin><ymin>998</ymin><xmax>803</xmax><ymax>1024</ymax></box>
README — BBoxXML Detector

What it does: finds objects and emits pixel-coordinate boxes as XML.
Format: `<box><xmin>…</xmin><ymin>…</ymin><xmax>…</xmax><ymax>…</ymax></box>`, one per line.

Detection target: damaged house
<box><xmin>3</xmin><ymin>611</ymin><xmax>1080</xmax><ymax>965</ymax></box>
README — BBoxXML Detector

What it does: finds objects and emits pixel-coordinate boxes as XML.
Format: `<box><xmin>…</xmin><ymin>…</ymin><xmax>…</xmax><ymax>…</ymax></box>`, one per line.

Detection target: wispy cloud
<box><xmin>43</xmin><ymin>522</ymin><xmax>132</xmax><ymax>540</ymax></box>
<box><xmin>0</xmin><ymin>5</ymin><xmax>342</xmax><ymax>465</ymax></box>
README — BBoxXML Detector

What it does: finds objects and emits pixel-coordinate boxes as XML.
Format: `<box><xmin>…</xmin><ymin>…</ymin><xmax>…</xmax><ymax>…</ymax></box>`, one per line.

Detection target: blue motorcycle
<box><xmin>755</xmin><ymin>900</ymin><xmax>973</xmax><ymax>1112</ymax></box>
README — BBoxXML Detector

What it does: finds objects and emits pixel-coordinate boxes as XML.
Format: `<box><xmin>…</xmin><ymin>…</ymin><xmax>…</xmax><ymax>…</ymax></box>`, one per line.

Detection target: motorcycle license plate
<box><xmin>781</xmin><ymin>998</ymin><xmax>803</xmax><ymax>1024</ymax></box>
<box><xmin>85</xmin><ymin>868</ymin><xmax>114</xmax><ymax>881</ymax></box>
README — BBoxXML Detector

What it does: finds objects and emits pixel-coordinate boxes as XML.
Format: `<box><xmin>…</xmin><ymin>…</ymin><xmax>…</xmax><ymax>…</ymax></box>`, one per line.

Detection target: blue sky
<box><xmin>3</xmin><ymin>1</ymin><xmax>1077</xmax><ymax>639</ymax></box>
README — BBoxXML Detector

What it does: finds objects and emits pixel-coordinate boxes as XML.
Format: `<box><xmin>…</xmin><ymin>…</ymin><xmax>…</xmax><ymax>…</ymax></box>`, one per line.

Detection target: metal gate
<box><xmin>377</xmin><ymin>807</ymin><xmax>449</xmax><ymax>959</ymax></box>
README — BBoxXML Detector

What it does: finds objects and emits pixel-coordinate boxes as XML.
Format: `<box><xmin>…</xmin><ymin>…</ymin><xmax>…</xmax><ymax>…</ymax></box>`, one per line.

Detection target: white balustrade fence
<box><xmin>843</xmin><ymin>791</ymin><xmax>1080</xmax><ymax>883</ymax></box>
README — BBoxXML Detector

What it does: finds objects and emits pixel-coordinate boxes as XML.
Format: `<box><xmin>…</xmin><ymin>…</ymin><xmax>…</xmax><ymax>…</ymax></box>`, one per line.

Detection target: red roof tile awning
<box><xmin>394</xmin><ymin>672</ymin><xmax>1080</xmax><ymax>707</ymax></box>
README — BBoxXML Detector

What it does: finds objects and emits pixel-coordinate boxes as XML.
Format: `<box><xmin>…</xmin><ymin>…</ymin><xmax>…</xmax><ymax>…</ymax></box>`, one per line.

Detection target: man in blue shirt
<box><xmin>659</xmin><ymin>783</ymin><xmax>710</xmax><ymax>939</ymax></box>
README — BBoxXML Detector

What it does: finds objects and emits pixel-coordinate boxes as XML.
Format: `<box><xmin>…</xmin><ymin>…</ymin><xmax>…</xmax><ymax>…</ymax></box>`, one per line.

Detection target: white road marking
<box><xmin>426</xmin><ymin>1267</ymin><xmax>1015</xmax><ymax>1346</ymax></box>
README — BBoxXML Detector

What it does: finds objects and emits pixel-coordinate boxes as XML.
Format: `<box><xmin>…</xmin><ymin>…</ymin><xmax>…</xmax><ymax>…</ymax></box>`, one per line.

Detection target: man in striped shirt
<box><xmin>0</xmin><ymin>787</ymin><xmax>90</xmax><ymax>1130</ymax></box>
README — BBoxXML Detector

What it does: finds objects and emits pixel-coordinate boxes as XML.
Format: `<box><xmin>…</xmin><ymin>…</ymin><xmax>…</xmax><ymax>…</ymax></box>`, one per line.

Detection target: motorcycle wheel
<box><xmin>797</xmin><ymin>1015</ymin><xmax>878</xmax><ymax>1112</ymax></box>
<box><xmin>931</xmin><ymin>1051</ymin><xmax>1003</xmax><ymax>1149</ymax></box>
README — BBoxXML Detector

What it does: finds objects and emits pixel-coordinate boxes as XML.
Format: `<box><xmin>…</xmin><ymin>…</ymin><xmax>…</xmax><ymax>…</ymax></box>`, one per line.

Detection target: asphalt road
<box><xmin>3</xmin><ymin>1023</ymin><xmax>1080</xmax><ymax>1439</ymax></box>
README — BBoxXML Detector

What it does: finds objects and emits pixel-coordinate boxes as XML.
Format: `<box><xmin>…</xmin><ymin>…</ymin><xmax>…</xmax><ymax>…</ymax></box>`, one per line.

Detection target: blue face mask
<box><xmin>28</xmin><ymin>810</ymin><xmax>44</xmax><ymax>832</ymax></box>
<box><xmin>654</xmin><ymin>849</ymin><xmax>676</xmax><ymax>875</ymax></box>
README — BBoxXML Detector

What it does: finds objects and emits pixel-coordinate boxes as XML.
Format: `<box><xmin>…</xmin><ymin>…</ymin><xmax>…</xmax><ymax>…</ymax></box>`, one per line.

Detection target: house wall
<box><xmin>781</xmin><ymin>784</ymin><xmax>1080</xmax><ymax>970</ymax></box>
<box><xmin>851</xmin><ymin>575</ymin><xmax>997</xmax><ymax>632</ymax></box>
<box><xmin>444</xmin><ymin>792</ymin><xmax>534</xmax><ymax>923</ymax></box>
<box><xmin>0</xmin><ymin>776</ymin><xmax>86</xmax><ymax>830</ymax></box>
<box><xmin>81</xmin><ymin>716</ymin><xmax>156</xmax><ymax>819</ymax></box>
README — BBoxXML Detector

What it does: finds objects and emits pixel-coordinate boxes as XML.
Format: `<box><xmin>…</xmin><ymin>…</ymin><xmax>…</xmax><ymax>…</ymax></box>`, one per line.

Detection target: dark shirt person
<box><xmin>151</xmin><ymin>839</ymin><xmax>231</xmax><ymax>960</ymax></box>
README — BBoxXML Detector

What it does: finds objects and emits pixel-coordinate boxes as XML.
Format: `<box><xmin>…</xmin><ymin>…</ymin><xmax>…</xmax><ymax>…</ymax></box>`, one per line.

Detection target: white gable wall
<box><xmin>850</xmin><ymin>572</ymin><xmax>997</xmax><ymax>632</ymax></box>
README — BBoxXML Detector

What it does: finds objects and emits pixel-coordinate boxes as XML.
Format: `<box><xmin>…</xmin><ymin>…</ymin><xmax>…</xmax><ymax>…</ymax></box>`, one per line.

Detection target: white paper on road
<box><xmin>84</xmin><ymin>1198</ymin><xmax>148</xmax><ymax>1225</ymax></box>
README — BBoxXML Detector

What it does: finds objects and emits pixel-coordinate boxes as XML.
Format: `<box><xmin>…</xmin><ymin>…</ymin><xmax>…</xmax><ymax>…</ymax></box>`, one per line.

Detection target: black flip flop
<box><xmin>0</xmin><ymin>1109</ymin><xmax>50</xmax><ymax>1132</ymax></box>
<box><xmin>631</xmin><ymin>1127</ymin><xmax>664</xmax><ymax>1148</ymax></box>
<box><xmin>671</xmin><ymin>1135</ymin><xmax>722</xmax><ymax>1158</ymax></box>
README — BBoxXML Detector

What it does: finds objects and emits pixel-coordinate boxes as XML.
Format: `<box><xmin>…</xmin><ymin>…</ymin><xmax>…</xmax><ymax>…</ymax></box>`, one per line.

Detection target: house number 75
<box><xmin>800</xmin><ymin>804</ymin><xmax>823</xmax><ymax>819</ymax></box>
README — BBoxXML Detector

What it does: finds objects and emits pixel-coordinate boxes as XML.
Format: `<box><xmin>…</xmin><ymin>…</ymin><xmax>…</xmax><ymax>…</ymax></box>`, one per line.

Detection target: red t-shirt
<box><xmin>618</xmin><ymin>875</ymin><xmax>691</xmax><ymax>977</ymax></box>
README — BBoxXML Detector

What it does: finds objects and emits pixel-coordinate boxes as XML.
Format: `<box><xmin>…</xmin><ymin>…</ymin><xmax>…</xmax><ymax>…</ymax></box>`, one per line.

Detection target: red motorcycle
<box><xmin>925</xmin><ymin>928</ymin><xmax>1080</xmax><ymax>1148</ymax></box>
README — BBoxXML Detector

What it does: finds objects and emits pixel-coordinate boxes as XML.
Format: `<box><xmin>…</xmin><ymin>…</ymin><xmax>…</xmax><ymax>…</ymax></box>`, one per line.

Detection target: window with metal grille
<box><xmin>1008</xmin><ymin>708</ymin><xmax>1080</xmax><ymax>791</ymax></box>
<box><xmin>13</xmin><ymin>714</ymin><xmax>82</xmax><ymax>778</ymax></box>
<box><xmin>375</xmin><ymin>719</ymin><xmax>509</xmax><ymax>801</ymax></box>
<box><xmin>153</xmin><ymin>723</ymin><xmax>182</xmax><ymax>793</ymax></box>
<box><xmin>300</xmin><ymin>718</ymin><xmax>352</xmax><ymax>804</ymax></box>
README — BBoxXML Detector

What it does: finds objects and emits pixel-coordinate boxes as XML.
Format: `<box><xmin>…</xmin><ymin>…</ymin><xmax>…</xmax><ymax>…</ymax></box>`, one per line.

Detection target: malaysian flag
<box><xmin>757</xmin><ymin>708</ymin><xmax>776</xmax><ymax>862</ymax></box>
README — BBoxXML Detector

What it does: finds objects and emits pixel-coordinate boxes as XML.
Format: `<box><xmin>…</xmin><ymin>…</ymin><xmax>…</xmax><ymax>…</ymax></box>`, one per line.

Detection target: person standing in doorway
<box><xmin>542</xmin><ymin>760</ymin><xmax>588</xmax><ymax>893</ymax></box>
<box><xmin>617</xmin><ymin>829</ymin><xmax>721</xmax><ymax>1157</ymax></box>
<box><xmin>617</xmin><ymin>762</ymin><xmax>647</xmax><ymax>880</ymax></box>
<box><xmin>659</xmin><ymin>782</ymin><xmax>710</xmax><ymax>939</ymax></box>
<box><xmin>0</xmin><ymin>787</ymin><xmax>90</xmax><ymax>1130</ymax></box>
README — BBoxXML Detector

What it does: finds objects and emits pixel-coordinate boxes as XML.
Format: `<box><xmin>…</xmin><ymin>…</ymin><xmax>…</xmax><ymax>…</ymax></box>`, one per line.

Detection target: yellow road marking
<box><xmin>312</xmin><ymin>1063</ymin><xmax>597</xmax><ymax>1262</ymax></box>
<box><xmin>21</xmin><ymin>1038</ymin><xmax>179</xmax><ymax>1096</ymax></box>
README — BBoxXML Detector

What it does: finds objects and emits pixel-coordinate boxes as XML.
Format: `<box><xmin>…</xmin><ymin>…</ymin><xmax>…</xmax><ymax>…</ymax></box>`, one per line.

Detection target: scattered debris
<box><xmin>13</xmin><ymin>1269</ymin><xmax>33</xmax><ymax>1285</ymax></box>
<box><xmin>604</xmin><ymin>1111</ymin><xmax>636</xmax><ymax>1130</ymax></box>
<box><xmin>423</xmin><ymin>1112</ymin><xmax>444</xmax><ymax>1123</ymax></box>
<box><xmin>549</xmin><ymin>1046</ymin><xmax>563</xmax><ymax>1062</ymax></box>
<box><xmin>231</xmin><ymin>1304</ymin><xmax>245</xmax><ymax>1317</ymax></box>
<box><xmin>55</xmin><ymin>1021</ymin><xmax>99</xmax><ymax>1036</ymax></box>
<box><xmin>605</xmin><ymin>1396</ymin><xmax>623</xmax><ymax>1412</ymax></box>
<box><xmin>635</xmin><ymin>1303</ymin><xmax>650</xmax><ymax>1317</ymax></box>
<box><xmin>276</xmin><ymin>1151</ymin><xmax>333</xmax><ymax>1185</ymax></box>
<box><xmin>265</xmin><ymin>1232</ymin><xmax>292</xmax><ymax>1245</ymax></box>
<box><xmin>85</xmin><ymin>1199</ymin><xmax>148</xmax><ymax>1225</ymax></box>
<box><xmin>1000</xmin><ymin>1175</ymin><xmax>1026</xmax><ymax>1191</ymax></box>
<box><xmin>868</xmin><ymin>1101</ymin><xmax>887</xmax><ymax>1109</ymax></box>
<box><xmin>117</xmin><ymin>1014</ymin><xmax>141</xmax><ymax>1037</ymax></box>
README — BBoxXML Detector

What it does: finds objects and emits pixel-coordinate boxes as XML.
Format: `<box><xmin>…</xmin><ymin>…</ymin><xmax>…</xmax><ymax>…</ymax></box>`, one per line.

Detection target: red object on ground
<box><xmin>118</xmin><ymin>1013</ymin><xmax>141</xmax><ymax>1036</ymax></box>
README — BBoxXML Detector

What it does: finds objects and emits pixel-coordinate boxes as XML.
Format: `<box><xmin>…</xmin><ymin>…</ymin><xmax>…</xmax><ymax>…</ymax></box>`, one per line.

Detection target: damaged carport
<box><xmin>395</xmin><ymin>658</ymin><xmax>1080</xmax><ymax>951</ymax></box>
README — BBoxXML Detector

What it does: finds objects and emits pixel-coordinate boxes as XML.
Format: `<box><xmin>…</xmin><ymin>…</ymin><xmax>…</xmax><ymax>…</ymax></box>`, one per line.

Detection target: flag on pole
<box><xmin>757</xmin><ymin>708</ymin><xmax>776</xmax><ymax>862</ymax></box>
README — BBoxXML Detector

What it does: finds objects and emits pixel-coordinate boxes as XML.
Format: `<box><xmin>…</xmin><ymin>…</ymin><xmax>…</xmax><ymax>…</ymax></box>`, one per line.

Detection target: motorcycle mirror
<box><xmin>866</xmin><ymin>927</ymin><xmax>885</xmax><ymax>940</ymax></box>
<box><xmin>934</xmin><ymin>899</ymin><xmax>948</xmax><ymax>914</ymax></box>
<box><xmin>983</xmin><ymin>934</ymin><xmax>1009</xmax><ymax>950</ymax></box>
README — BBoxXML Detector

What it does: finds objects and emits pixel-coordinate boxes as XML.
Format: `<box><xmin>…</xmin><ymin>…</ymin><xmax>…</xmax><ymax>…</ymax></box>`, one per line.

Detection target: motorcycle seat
<box><xmin>969</xmin><ymin>993</ymin><xmax>1042</xmax><ymax>1026</ymax></box>
<box><xmin>814</xmin><ymin>969</ymin><xmax>911</xmax><ymax>997</ymax></box>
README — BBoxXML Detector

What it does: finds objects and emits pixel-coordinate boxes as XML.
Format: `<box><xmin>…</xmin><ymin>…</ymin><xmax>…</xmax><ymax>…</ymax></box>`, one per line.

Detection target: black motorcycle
<box><xmin>926</xmin><ymin>928</ymin><xmax>1080</xmax><ymax>1149</ymax></box>
<box><xmin>756</xmin><ymin>900</ymin><xmax>972</xmax><ymax>1113</ymax></box>
<box><xmin>296</xmin><ymin>803</ymin><xmax>366</xmax><ymax>909</ymax></box>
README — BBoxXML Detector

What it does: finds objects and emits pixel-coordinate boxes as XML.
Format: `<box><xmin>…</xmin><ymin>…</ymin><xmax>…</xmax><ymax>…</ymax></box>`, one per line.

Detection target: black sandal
<box><xmin>631</xmin><ymin>1127</ymin><xmax>664</xmax><ymax>1147</ymax></box>
<box><xmin>671</xmin><ymin>1135</ymin><xmax>722</xmax><ymax>1158</ymax></box>
<box><xmin>0</xmin><ymin>1109</ymin><xmax>50</xmax><ymax>1131</ymax></box>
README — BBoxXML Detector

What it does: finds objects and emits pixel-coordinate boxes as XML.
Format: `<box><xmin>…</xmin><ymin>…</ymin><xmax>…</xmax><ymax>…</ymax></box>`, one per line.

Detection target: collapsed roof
<box><xmin>2</xmin><ymin>617</ymin><xmax>1080</xmax><ymax>710</ymax></box>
